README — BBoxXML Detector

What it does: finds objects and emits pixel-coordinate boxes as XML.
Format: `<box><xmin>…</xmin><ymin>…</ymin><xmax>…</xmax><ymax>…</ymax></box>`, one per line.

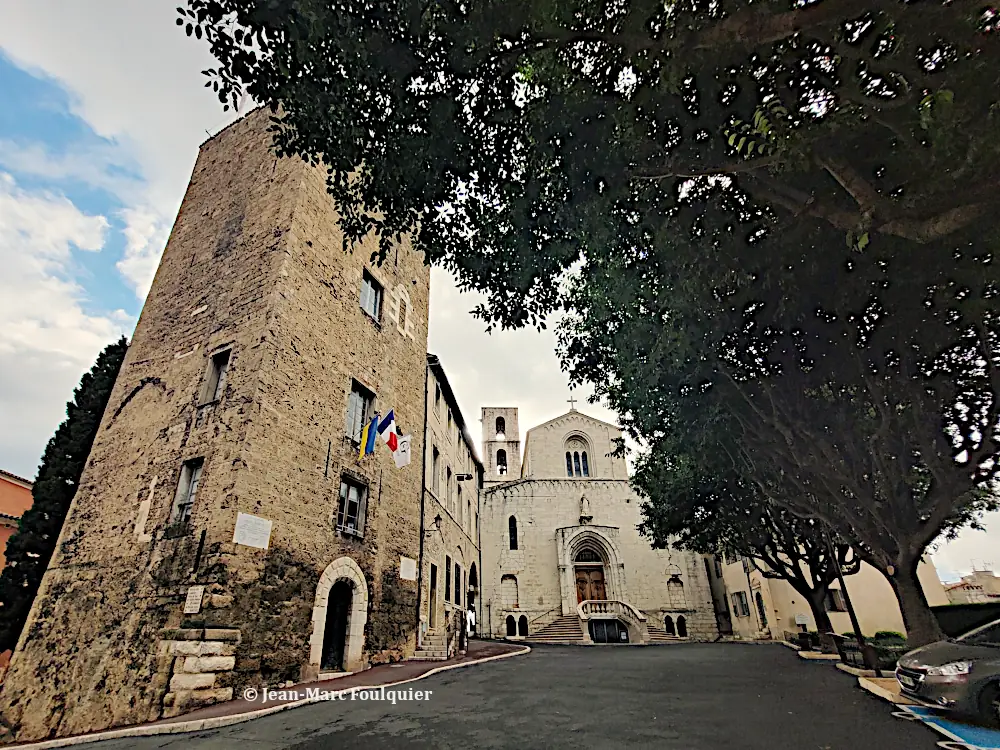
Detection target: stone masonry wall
<box><xmin>481</xmin><ymin>479</ymin><xmax>718</xmax><ymax>640</ymax></box>
<box><xmin>420</xmin><ymin>365</ymin><xmax>481</xmax><ymax>640</ymax></box>
<box><xmin>0</xmin><ymin>109</ymin><xmax>429</xmax><ymax>743</ymax></box>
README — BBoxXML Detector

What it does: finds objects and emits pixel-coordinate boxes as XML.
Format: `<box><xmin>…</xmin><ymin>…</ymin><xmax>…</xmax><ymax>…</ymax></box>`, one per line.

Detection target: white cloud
<box><xmin>0</xmin><ymin>173</ymin><xmax>129</xmax><ymax>477</ymax></box>
<box><xmin>117</xmin><ymin>206</ymin><xmax>171</xmax><ymax>300</ymax></box>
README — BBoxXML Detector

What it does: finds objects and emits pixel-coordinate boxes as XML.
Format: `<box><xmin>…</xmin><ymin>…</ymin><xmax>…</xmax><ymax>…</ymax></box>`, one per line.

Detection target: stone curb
<box><xmin>9</xmin><ymin>646</ymin><xmax>532</xmax><ymax>750</ymax></box>
<box><xmin>797</xmin><ymin>651</ymin><xmax>841</xmax><ymax>661</ymax></box>
<box><xmin>835</xmin><ymin>662</ymin><xmax>878</xmax><ymax>678</ymax></box>
<box><xmin>857</xmin><ymin>676</ymin><xmax>917</xmax><ymax>706</ymax></box>
<box><xmin>779</xmin><ymin>640</ymin><xmax>801</xmax><ymax>651</ymax></box>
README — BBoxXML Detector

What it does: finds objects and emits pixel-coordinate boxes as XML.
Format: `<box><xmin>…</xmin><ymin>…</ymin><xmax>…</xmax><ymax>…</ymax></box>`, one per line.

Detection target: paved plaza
<box><xmin>80</xmin><ymin>643</ymin><xmax>946</xmax><ymax>750</ymax></box>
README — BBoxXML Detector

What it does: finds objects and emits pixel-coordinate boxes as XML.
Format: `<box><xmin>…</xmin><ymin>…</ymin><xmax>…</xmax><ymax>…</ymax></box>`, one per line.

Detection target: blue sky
<box><xmin>0</xmin><ymin>2</ymin><xmax>996</xmax><ymax>584</ymax></box>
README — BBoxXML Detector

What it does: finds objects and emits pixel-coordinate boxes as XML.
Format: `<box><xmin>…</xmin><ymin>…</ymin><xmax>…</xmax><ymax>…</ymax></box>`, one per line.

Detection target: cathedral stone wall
<box><xmin>0</xmin><ymin>109</ymin><xmax>429</xmax><ymax>742</ymax></box>
<box><xmin>482</xmin><ymin>479</ymin><xmax>718</xmax><ymax>640</ymax></box>
<box><xmin>522</xmin><ymin>412</ymin><xmax>628</xmax><ymax>481</ymax></box>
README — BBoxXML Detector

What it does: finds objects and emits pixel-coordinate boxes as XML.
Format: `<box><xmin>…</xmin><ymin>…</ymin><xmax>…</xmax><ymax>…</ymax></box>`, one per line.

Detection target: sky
<box><xmin>0</xmin><ymin>2</ymin><xmax>996</xmax><ymax>583</ymax></box>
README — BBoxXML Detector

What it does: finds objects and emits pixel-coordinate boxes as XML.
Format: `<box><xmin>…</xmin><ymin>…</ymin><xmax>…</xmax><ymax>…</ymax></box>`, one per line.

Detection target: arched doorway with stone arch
<box><xmin>308</xmin><ymin>557</ymin><xmax>369</xmax><ymax>679</ymax></box>
<box><xmin>557</xmin><ymin>527</ymin><xmax>627</xmax><ymax>615</ymax></box>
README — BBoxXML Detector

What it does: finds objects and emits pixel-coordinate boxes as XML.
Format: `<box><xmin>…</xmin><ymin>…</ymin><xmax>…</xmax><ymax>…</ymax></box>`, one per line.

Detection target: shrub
<box><xmin>874</xmin><ymin>631</ymin><xmax>906</xmax><ymax>642</ymax></box>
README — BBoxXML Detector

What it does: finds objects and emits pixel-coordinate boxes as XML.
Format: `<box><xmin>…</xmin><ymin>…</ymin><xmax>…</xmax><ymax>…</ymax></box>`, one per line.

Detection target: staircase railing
<box><xmin>530</xmin><ymin>606</ymin><xmax>563</xmax><ymax>627</ymax></box>
<box><xmin>577</xmin><ymin>600</ymin><xmax>650</xmax><ymax>643</ymax></box>
<box><xmin>577</xmin><ymin>600</ymin><xmax>648</xmax><ymax>623</ymax></box>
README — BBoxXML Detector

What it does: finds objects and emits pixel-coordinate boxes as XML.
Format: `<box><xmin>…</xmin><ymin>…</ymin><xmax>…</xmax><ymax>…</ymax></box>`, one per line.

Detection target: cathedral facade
<box><xmin>480</xmin><ymin>407</ymin><xmax>719</xmax><ymax>643</ymax></box>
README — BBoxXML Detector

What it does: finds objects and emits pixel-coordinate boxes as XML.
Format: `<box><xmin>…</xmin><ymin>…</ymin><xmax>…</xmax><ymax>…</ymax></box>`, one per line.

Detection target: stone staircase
<box><xmin>646</xmin><ymin>624</ymin><xmax>684</xmax><ymax>644</ymax></box>
<box><xmin>411</xmin><ymin>631</ymin><xmax>448</xmax><ymax>661</ymax></box>
<box><xmin>525</xmin><ymin>615</ymin><xmax>586</xmax><ymax>644</ymax></box>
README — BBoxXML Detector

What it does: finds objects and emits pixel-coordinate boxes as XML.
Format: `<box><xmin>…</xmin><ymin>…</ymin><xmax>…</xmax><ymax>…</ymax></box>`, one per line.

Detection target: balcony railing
<box><xmin>577</xmin><ymin>599</ymin><xmax>647</xmax><ymax>623</ymax></box>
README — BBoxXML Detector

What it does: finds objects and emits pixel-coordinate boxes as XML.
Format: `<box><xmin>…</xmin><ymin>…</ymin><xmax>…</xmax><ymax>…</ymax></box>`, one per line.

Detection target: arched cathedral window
<box><xmin>497</xmin><ymin>449</ymin><xmax>508</xmax><ymax>475</ymax></box>
<box><xmin>564</xmin><ymin>436</ymin><xmax>591</xmax><ymax>478</ymax></box>
<box><xmin>495</xmin><ymin>416</ymin><xmax>506</xmax><ymax>440</ymax></box>
<box><xmin>508</xmin><ymin>516</ymin><xmax>518</xmax><ymax>550</ymax></box>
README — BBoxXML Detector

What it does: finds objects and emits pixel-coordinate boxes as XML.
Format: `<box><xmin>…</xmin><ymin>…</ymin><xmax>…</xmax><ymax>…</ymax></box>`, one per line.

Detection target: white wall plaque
<box><xmin>232</xmin><ymin>512</ymin><xmax>272</xmax><ymax>549</ymax></box>
<box><xmin>184</xmin><ymin>585</ymin><xmax>205</xmax><ymax>614</ymax></box>
<box><xmin>400</xmin><ymin>556</ymin><xmax>417</xmax><ymax>581</ymax></box>
<box><xmin>794</xmin><ymin>613</ymin><xmax>808</xmax><ymax>626</ymax></box>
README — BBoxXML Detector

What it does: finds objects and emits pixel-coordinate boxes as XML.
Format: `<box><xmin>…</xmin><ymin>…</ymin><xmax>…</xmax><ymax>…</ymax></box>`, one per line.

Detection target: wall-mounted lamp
<box><xmin>456</xmin><ymin>473</ymin><xmax>474</xmax><ymax>481</ymax></box>
<box><xmin>424</xmin><ymin>514</ymin><xmax>442</xmax><ymax>538</ymax></box>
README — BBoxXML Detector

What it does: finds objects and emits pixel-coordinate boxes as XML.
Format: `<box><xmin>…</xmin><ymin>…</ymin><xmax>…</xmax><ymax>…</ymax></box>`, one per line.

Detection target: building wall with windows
<box><xmin>720</xmin><ymin>555</ymin><xmax>949</xmax><ymax>640</ymax></box>
<box><xmin>480</xmin><ymin>408</ymin><xmax>718</xmax><ymax>642</ymax></box>
<box><xmin>945</xmin><ymin>570</ymin><xmax>1000</xmax><ymax>604</ymax></box>
<box><xmin>419</xmin><ymin>356</ymin><xmax>483</xmax><ymax>651</ymax></box>
<box><xmin>0</xmin><ymin>469</ymin><xmax>33</xmax><ymax>572</ymax></box>
<box><xmin>0</xmin><ymin>108</ymin><xmax>431</xmax><ymax>742</ymax></box>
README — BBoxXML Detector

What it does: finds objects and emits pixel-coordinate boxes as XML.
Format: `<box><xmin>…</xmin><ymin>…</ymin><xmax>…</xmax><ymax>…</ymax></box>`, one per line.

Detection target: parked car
<box><xmin>895</xmin><ymin>618</ymin><xmax>1000</xmax><ymax>727</ymax></box>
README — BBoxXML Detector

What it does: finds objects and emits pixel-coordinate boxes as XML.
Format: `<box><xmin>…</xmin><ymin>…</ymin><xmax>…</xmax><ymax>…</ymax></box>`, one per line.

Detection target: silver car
<box><xmin>896</xmin><ymin>617</ymin><xmax>1000</xmax><ymax>727</ymax></box>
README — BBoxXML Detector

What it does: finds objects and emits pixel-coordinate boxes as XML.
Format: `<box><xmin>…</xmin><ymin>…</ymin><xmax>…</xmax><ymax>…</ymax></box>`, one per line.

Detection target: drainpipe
<box><xmin>414</xmin><ymin>362</ymin><xmax>430</xmax><ymax>647</ymax></box>
<box><xmin>477</xmin><ymin>463</ymin><xmax>484</xmax><ymax>639</ymax></box>
<box><xmin>744</xmin><ymin>558</ymin><xmax>761</xmax><ymax>636</ymax></box>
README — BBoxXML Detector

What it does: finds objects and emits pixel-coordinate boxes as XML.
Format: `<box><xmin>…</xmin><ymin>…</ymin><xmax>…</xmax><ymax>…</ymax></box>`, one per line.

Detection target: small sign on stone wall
<box><xmin>232</xmin><ymin>512</ymin><xmax>273</xmax><ymax>549</ymax></box>
<box><xmin>184</xmin><ymin>585</ymin><xmax>206</xmax><ymax>614</ymax></box>
<box><xmin>400</xmin><ymin>556</ymin><xmax>417</xmax><ymax>581</ymax></box>
<box><xmin>794</xmin><ymin>613</ymin><xmax>808</xmax><ymax>625</ymax></box>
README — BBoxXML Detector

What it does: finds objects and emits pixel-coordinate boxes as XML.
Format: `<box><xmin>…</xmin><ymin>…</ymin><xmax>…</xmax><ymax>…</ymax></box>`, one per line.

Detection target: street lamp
<box><xmin>456</xmin><ymin>473</ymin><xmax>474</xmax><ymax>481</ymax></box>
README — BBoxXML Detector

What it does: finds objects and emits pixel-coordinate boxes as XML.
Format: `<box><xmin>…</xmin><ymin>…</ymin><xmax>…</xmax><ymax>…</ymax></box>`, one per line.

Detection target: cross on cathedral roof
<box><xmin>567</xmin><ymin>394</ymin><xmax>578</xmax><ymax>410</ymax></box>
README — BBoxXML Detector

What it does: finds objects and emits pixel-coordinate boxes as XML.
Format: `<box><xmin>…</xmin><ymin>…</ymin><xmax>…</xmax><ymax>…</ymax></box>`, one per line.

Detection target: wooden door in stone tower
<box><xmin>575</xmin><ymin>568</ymin><xmax>606</xmax><ymax>602</ymax></box>
<box><xmin>322</xmin><ymin>580</ymin><xmax>352</xmax><ymax>671</ymax></box>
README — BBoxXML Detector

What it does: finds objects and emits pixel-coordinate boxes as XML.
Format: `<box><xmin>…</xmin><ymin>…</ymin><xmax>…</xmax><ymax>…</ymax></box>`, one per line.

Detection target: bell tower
<box><xmin>482</xmin><ymin>407</ymin><xmax>520</xmax><ymax>483</ymax></box>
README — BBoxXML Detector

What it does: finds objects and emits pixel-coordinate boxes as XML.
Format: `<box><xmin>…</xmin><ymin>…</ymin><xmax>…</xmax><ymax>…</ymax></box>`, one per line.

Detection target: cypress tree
<box><xmin>0</xmin><ymin>337</ymin><xmax>128</xmax><ymax>652</ymax></box>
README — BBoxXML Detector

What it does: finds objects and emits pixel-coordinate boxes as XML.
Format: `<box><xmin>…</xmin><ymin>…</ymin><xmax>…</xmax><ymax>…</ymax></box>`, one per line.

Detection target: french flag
<box><xmin>377</xmin><ymin>410</ymin><xmax>398</xmax><ymax>452</ymax></box>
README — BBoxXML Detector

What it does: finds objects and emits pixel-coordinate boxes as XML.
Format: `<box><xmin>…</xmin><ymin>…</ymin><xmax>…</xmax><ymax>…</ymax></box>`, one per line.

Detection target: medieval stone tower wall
<box><xmin>0</xmin><ymin>109</ymin><xmax>430</xmax><ymax>742</ymax></box>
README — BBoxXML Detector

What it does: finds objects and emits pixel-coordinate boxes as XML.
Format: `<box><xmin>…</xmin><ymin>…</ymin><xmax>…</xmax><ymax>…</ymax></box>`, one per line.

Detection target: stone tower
<box><xmin>0</xmin><ymin>109</ymin><xmax>430</xmax><ymax>742</ymax></box>
<box><xmin>481</xmin><ymin>407</ymin><xmax>520</xmax><ymax>482</ymax></box>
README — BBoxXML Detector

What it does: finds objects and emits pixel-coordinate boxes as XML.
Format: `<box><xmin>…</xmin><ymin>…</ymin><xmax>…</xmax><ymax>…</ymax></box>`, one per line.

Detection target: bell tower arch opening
<box><xmin>481</xmin><ymin>407</ymin><xmax>521</xmax><ymax>482</ymax></box>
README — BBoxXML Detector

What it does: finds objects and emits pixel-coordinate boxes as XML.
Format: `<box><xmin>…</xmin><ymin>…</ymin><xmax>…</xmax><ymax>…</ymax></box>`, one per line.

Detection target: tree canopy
<box><xmin>637</xmin><ymin>443</ymin><xmax>861</xmax><ymax>634</ymax></box>
<box><xmin>181</xmin><ymin>0</ymin><xmax>1000</xmax><ymax>644</ymax></box>
<box><xmin>182</xmin><ymin>0</ymin><xmax>1000</xmax><ymax>327</ymax></box>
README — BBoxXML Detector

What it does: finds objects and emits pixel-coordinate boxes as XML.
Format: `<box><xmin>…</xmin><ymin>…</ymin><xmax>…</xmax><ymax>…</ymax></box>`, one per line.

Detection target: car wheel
<box><xmin>979</xmin><ymin>683</ymin><xmax>1000</xmax><ymax>729</ymax></box>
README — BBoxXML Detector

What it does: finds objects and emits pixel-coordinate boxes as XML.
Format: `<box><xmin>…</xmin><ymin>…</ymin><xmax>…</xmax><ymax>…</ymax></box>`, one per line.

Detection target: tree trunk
<box><xmin>889</xmin><ymin>561</ymin><xmax>944</xmax><ymax>646</ymax></box>
<box><xmin>806</xmin><ymin>588</ymin><xmax>834</xmax><ymax>634</ymax></box>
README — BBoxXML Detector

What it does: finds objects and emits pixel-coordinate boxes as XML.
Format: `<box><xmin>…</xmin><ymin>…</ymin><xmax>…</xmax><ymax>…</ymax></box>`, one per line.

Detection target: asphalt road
<box><xmin>89</xmin><ymin>643</ymin><xmax>939</xmax><ymax>750</ymax></box>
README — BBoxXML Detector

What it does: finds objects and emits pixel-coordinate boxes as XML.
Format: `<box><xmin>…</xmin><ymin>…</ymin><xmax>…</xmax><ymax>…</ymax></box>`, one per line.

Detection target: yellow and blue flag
<box><xmin>359</xmin><ymin>414</ymin><xmax>379</xmax><ymax>459</ymax></box>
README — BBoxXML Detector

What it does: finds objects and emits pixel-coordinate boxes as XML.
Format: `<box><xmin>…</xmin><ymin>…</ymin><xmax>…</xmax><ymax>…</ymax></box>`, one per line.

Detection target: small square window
<box><xmin>345</xmin><ymin>380</ymin><xmax>375</xmax><ymax>442</ymax></box>
<box><xmin>169</xmin><ymin>458</ymin><xmax>204</xmax><ymax>528</ymax></box>
<box><xmin>337</xmin><ymin>477</ymin><xmax>369</xmax><ymax>537</ymax></box>
<box><xmin>360</xmin><ymin>270</ymin><xmax>383</xmax><ymax>321</ymax></box>
<box><xmin>201</xmin><ymin>349</ymin><xmax>231</xmax><ymax>404</ymax></box>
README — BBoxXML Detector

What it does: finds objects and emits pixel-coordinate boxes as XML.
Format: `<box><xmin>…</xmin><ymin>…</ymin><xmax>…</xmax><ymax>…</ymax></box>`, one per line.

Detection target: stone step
<box><xmin>525</xmin><ymin>615</ymin><xmax>585</xmax><ymax>642</ymax></box>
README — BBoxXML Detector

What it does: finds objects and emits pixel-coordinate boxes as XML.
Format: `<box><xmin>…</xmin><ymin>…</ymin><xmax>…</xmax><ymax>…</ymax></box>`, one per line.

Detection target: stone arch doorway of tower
<box><xmin>308</xmin><ymin>556</ymin><xmax>369</xmax><ymax>679</ymax></box>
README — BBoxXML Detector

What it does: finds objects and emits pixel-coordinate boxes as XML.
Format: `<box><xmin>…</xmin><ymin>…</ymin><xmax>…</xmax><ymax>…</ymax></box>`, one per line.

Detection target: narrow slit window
<box><xmin>360</xmin><ymin>269</ymin><xmax>383</xmax><ymax>320</ymax></box>
<box><xmin>336</xmin><ymin>476</ymin><xmax>368</xmax><ymax>537</ymax></box>
<box><xmin>202</xmin><ymin>349</ymin><xmax>231</xmax><ymax>404</ymax></box>
<box><xmin>170</xmin><ymin>458</ymin><xmax>204</xmax><ymax>527</ymax></box>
